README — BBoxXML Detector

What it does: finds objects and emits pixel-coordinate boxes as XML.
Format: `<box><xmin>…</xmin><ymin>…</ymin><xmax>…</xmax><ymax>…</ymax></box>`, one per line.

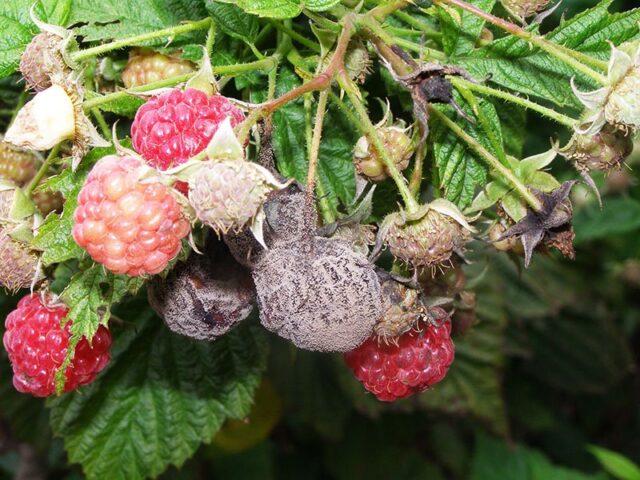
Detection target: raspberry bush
<box><xmin>0</xmin><ymin>0</ymin><xmax>639</xmax><ymax>478</ymax></box>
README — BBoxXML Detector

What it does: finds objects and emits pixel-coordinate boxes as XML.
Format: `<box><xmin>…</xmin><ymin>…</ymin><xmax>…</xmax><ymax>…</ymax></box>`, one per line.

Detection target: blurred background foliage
<box><xmin>1</xmin><ymin>0</ymin><xmax>640</xmax><ymax>478</ymax></box>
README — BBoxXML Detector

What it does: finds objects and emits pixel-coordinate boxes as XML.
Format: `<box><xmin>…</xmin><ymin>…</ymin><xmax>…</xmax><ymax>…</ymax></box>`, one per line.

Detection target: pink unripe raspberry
<box><xmin>73</xmin><ymin>155</ymin><xmax>190</xmax><ymax>276</ymax></box>
<box><xmin>344</xmin><ymin>317</ymin><xmax>455</xmax><ymax>402</ymax></box>
<box><xmin>3</xmin><ymin>293</ymin><xmax>112</xmax><ymax>397</ymax></box>
<box><xmin>130</xmin><ymin>88</ymin><xmax>245</xmax><ymax>171</ymax></box>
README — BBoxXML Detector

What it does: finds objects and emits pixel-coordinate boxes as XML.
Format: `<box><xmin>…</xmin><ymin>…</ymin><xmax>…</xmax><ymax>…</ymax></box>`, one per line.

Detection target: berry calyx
<box><xmin>122</xmin><ymin>50</ymin><xmax>195</xmax><ymax>89</ymax></box>
<box><xmin>3</xmin><ymin>293</ymin><xmax>112</xmax><ymax>397</ymax></box>
<box><xmin>131</xmin><ymin>88</ymin><xmax>245</xmax><ymax>171</ymax></box>
<box><xmin>344</xmin><ymin>314</ymin><xmax>455</xmax><ymax>402</ymax></box>
<box><xmin>72</xmin><ymin>154</ymin><xmax>191</xmax><ymax>276</ymax></box>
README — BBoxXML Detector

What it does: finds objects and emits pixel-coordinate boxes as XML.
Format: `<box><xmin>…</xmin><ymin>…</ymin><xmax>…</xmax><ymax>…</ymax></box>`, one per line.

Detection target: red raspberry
<box><xmin>72</xmin><ymin>154</ymin><xmax>191</xmax><ymax>276</ymax></box>
<box><xmin>3</xmin><ymin>293</ymin><xmax>112</xmax><ymax>397</ymax></box>
<box><xmin>344</xmin><ymin>319</ymin><xmax>454</xmax><ymax>402</ymax></box>
<box><xmin>131</xmin><ymin>88</ymin><xmax>245</xmax><ymax>171</ymax></box>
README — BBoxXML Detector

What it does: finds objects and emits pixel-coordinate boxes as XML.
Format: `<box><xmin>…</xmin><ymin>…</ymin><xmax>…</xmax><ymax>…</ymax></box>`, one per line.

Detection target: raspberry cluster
<box><xmin>72</xmin><ymin>154</ymin><xmax>190</xmax><ymax>276</ymax></box>
<box><xmin>344</xmin><ymin>319</ymin><xmax>455</xmax><ymax>402</ymax></box>
<box><xmin>3</xmin><ymin>294</ymin><xmax>112</xmax><ymax>397</ymax></box>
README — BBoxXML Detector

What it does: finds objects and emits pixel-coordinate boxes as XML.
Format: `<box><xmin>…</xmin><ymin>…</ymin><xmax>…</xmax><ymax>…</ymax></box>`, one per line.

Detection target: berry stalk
<box><xmin>306</xmin><ymin>89</ymin><xmax>330</xmax><ymax>204</ymax></box>
<box><xmin>25</xmin><ymin>144</ymin><xmax>60</xmax><ymax>197</ymax></box>
<box><xmin>338</xmin><ymin>71</ymin><xmax>420</xmax><ymax>214</ymax></box>
<box><xmin>71</xmin><ymin>18</ymin><xmax>213</xmax><ymax>62</ymax></box>
<box><xmin>430</xmin><ymin>107</ymin><xmax>543</xmax><ymax>212</ymax></box>
<box><xmin>236</xmin><ymin>15</ymin><xmax>356</xmax><ymax>143</ymax></box>
<box><xmin>449</xmin><ymin>77</ymin><xmax>578</xmax><ymax>127</ymax></box>
<box><xmin>431</xmin><ymin>0</ymin><xmax>608</xmax><ymax>85</ymax></box>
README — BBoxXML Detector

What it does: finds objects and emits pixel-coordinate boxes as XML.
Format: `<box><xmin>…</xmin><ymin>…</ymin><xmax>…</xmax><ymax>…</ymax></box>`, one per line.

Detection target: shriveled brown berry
<box><xmin>374</xmin><ymin>272</ymin><xmax>429</xmax><ymax>342</ymax></box>
<box><xmin>122</xmin><ymin>50</ymin><xmax>195</xmax><ymax>88</ymax></box>
<box><xmin>488</xmin><ymin>222</ymin><xmax>521</xmax><ymax>253</ymax></box>
<box><xmin>19</xmin><ymin>33</ymin><xmax>68</xmax><ymax>92</ymax></box>
<box><xmin>253</xmin><ymin>237</ymin><xmax>382</xmax><ymax>352</ymax></box>
<box><xmin>148</xmin><ymin>241</ymin><xmax>255</xmax><ymax>341</ymax></box>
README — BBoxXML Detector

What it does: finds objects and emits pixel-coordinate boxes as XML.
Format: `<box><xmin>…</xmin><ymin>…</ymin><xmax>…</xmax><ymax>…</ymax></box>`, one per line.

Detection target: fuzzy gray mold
<box><xmin>148</xmin><ymin>242</ymin><xmax>255</xmax><ymax>341</ymax></box>
<box><xmin>253</xmin><ymin>237</ymin><xmax>382</xmax><ymax>352</ymax></box>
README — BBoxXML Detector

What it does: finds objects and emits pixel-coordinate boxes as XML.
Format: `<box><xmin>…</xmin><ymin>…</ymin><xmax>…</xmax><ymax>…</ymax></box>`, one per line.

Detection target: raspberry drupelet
<box><xmin>3</xmin><ymin>293</ymin><xmax>112</xmax><ymax>397</ymax></box>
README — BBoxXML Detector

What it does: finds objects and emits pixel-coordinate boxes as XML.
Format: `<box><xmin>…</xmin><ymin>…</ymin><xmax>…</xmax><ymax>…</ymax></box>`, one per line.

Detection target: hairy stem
<box><xmin>71</xmin><ymin>18</ymin><xmax>212</xmax><ymax>62</ymax></box>
<box><xmin>408</xmin><ymin>127</ymin><xmax>426</xmax><ymax>197</ymax></box>
<box><xmin>26</xmin><ymin>145</ymin><xmax>61</xmax><ymax>197</ymax></box>
<box><xmin>430</xmin><ymin>107</ymin><xmax>543</xmax><ymax>212</ymax></box>
<box><xmin>450</xmin><ymin>77</ymin><xmax>578</xmax><ymax>127</ymax></box>
<box><xmin>432</xmin><ymin>0</ymin><xmax>608</xmax><ymax>85</ymax></box>
<box><xmin>268</xmin><ymin>20</ymin><xmax>321</xmax><ymax>52</ymax></box>
<box><xmin>307</xmin><ymin>89</ymin><xmax>330</xmax><ymax>195</ymax></box>
<box><xmin>338</xmin><ymin>72</ymin><xmax>419</xmax><ymax>214</ymax></box>
<box><xmin>360</xmin><ymin>16</ymin><xmax>446</xmax><ymax>61</ymax></box>
<box><xmin>393</xmin><ymin>10</ymin><xmax>442</xmax><ymax>40</ymax></box>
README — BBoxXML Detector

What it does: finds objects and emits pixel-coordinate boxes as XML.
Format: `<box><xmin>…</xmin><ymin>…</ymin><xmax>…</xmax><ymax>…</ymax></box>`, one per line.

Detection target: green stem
<box><xmin>268</xmin><ymin>20</ymin><xmax>321</xmax><ymax>52</ymax></box>
<box><xmin>307</xmin><ymin>89</ymin><xmax>330</xmax><ymax>193</ymax></box>
<box><xmin>304</xmin><ymin>93</ymin><xmax>335</xmax><ymax>223</ymax></box>
<box><xmin>432</xmin><ymin>0</ymin><xmax>608</xmax><ymax>85</ymax></box>
<box><xmin>408</xmin><ymin>127</ymin><xmax>426</xmax><ymax>198</ymax></box>
<box><xmin>360</xmin><ymin>16</ymin><xmax>446</xmax><ymax>61</ymax></box>
<box><xmin>83</xmin><ymin>57</ymin><xmax>277</xmax><ymax>110</ymax></box>
<box><xmin>450</xmin><ymin>77</ymin><xmax>578</xmax><ymax>127</ymax></box>
<box><xmin>26</xmin><ymin>145</ymin><xmax>61</xmax><ymax>196</ymax></box>
<box><xmin>205</xmin><ymin>22</ymin><xmax>216</xmax><ymax>58</ymax></box>
<box><xmin>236</xmin><ymin>15</ymin><xmax>356</xmax><ymax>142</ymax></box>
<box><xmin>368</xmin><ymin>0</ymin><xmax>411</xmax><ymax>20</ymax></box>
<box><xmin>430</xmin><ymin>107</ymin><xmax>543</xmax><ymax>212</ymax></box>
<box><xmin>393</xmin><ymin>10</ymin><xmax>442</xmax><ymax>39</ymax></box>
<box><xmin>555</xmin><ymin>44</ymin><xmax>608</xmax><ymax>71</ymax></box>
<box><xmin>338</xmin><ymin>72</ymin><xmax>419</xmax><ymax>214</ymax></box>
<box><xmin>71</xmin><ymin>18</ymin><xmax>212</xmax><ymax>62</ymax></box>
<box><xmin>91</xmin><ymin>108</ymin><xmax>112</xmax><ymax>140</ymax></box>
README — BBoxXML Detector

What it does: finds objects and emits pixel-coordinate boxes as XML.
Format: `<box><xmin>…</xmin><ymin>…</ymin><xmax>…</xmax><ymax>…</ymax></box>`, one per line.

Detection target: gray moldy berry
<box><xmin>148</xmin><ymin>241</ymin><xmax>255</xmax><ymax>341</ymax></box>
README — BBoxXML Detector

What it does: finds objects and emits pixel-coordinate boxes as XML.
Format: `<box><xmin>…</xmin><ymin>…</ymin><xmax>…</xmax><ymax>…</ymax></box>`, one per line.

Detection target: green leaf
<box><xmin>61</xmin><ymin>265</ymin><xmax>144</xmax><ymax>341</ymax></box>
<box><xmin>67</xmin><ymin>0</ymin><xmax>207</xmax><ymax>44</ymax></box>
<box><xmin>0</xmin><ymin>0</ymin><xmax>71</xmax><ymax>79</ymax></box>
<box><xmin>417</xmin><ymin>287</ymin><xmax>508</xmax><ymax>434</ymax></box>
<box><xmin>455</xmin><ymin>1</ymin><xmax>640</xmax><ymax>109</ymax></box>
<box><xmin>206</xmin><ymin>2</ymin><xmax>260</xmax><ymax>44</ymax></box>
<box><xmin>588</xmin><ymin>446</ymin><xmax>640</xmax><ymax>480</ymax></box>
<box><xmin>271</xmin><ymin>68</ymin><xmax>356</xmax><ymax>210</ymax></box>
<box><xmin>48</xmin><ymin>305</ymin><xmax>268</xmax><ymax>480</ymax></box>
<box><xmin>86</xmin><ymin>92</ymin><xmax>144</xmax><ymax>118</ymax></box>
<box><xmin>471</xmin><ymin>433</ymin><xmax>608</xmax><ymax>480</ymax></box>
<box><xmin>438</xmin><ymin>0</ymin><xmax>496</xmax><ymax>57</ymax></box>
<box><xmin>32</xmin><ymin>146</ymin><xmax>115</xmax><ymax>265</ymax></box>
<box><xmin>431</xmin><ymin>97</ymin><xmax>497</xmax><ymax>209</ymax></box>
<box><xmin>574</xmin><ymin>198</ymin><xmax>640</xmax><ymax>244</ymax></box>
<box><xmin>221</xmin><ymin>0</ymin><xmax>340</xmax><ymax>19</ymax></box>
